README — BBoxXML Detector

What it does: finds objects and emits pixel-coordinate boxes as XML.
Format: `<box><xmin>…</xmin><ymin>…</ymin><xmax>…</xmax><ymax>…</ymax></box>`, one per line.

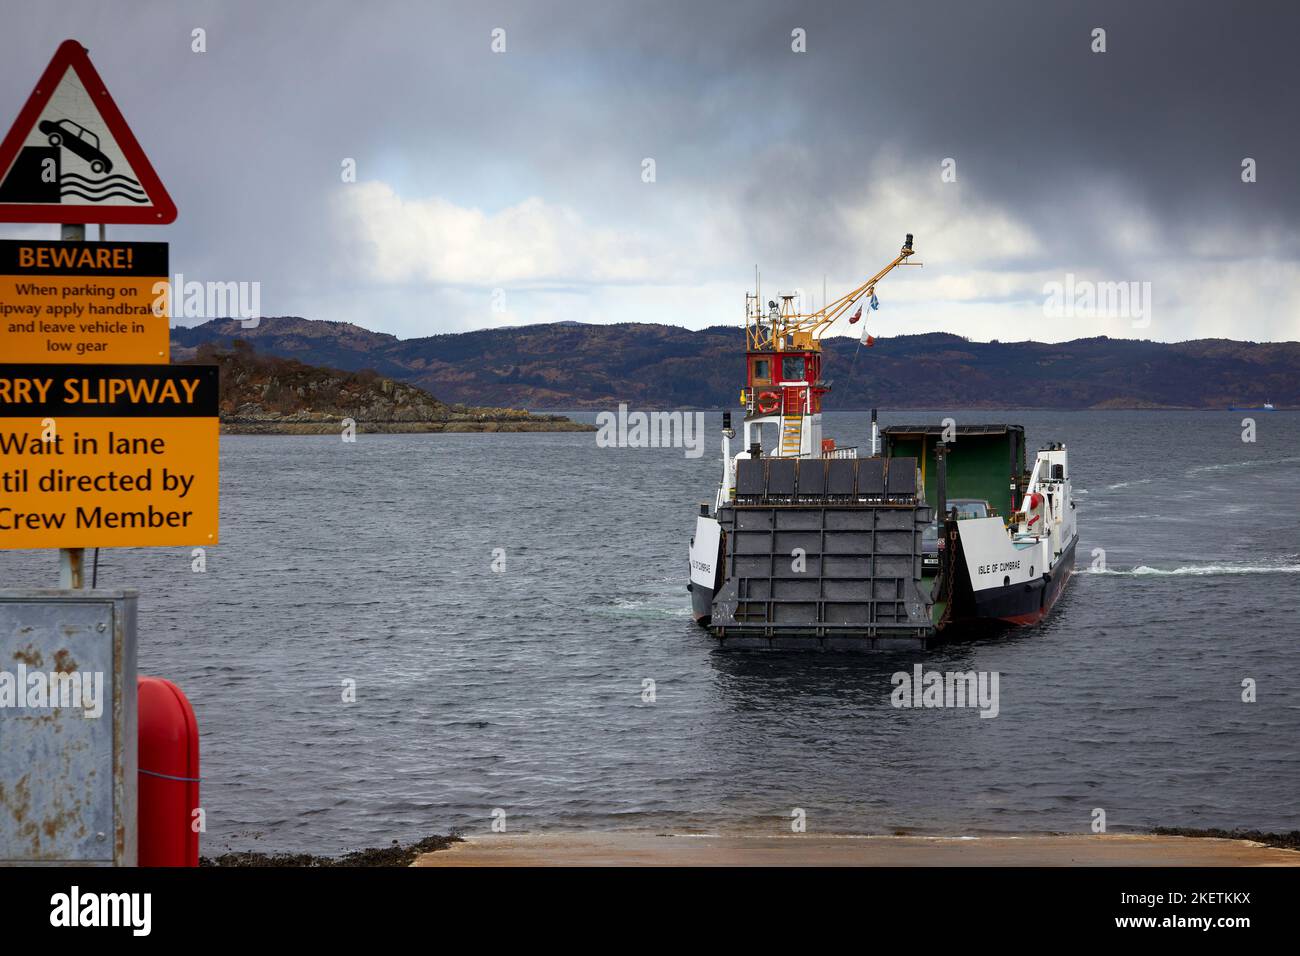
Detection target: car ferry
<box><xmin>687</xmin><ymin>236</ymin><xmax>1078</xmax><ymax>649</ymax></box>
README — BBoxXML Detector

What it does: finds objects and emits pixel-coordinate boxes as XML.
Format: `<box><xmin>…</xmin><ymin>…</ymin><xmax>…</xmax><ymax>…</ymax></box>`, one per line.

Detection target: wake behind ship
<box><xmin>687</xmin><ymin>236</ymin><xmax>1078</xmax><ymax>649</ymax></box>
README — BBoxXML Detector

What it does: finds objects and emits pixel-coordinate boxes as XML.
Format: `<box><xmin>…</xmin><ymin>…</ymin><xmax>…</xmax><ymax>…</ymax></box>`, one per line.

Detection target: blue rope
<box><xmin>139</xmin><ymin>768</ymin><xmax>201</xmax><ymax>783</ymax></box>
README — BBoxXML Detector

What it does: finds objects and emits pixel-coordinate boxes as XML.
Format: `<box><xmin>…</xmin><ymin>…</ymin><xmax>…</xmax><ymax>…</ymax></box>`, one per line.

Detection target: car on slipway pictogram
<box><xmin>38</xmin><ymin>118</ymin><xmax>113</xmax><ymax>174</ymax></box>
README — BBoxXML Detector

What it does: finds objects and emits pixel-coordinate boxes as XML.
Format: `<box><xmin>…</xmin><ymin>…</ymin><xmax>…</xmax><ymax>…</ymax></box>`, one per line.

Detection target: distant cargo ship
<box><xmin>687</xmin><ymin>236</ymin><xmax>1078</xmax><ymax>649</ymax></box>
<box><xmin>1228</xmin><ymin>403</ymin><xmax>1275</xmax><ymax>411</ymax></box>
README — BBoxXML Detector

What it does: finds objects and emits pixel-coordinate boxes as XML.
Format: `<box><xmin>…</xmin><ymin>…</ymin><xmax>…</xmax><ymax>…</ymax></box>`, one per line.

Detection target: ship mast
<box><xmin>738</xmin><ymin>235</ymin><xmax>919</xmax><ymax>461</ymax></box>
<box><xmin>746</xmin><ymin>234</ymin><xmax>920</xmax><ymax>352</ymax></box>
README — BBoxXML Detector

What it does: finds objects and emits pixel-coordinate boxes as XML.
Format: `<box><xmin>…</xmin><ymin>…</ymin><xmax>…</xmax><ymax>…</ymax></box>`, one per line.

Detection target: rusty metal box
<box><xmin>0</xmin><ymin>589</ymin><xmax>137</xmax><ymax>866</ymax></box>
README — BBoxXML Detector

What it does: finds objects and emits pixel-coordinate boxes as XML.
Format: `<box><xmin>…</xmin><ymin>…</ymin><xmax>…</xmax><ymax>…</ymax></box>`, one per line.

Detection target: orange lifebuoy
<box><xmin>756</xmin><ymin>390</ymin><xmax>780</xmax><ymax>414</ymax></box>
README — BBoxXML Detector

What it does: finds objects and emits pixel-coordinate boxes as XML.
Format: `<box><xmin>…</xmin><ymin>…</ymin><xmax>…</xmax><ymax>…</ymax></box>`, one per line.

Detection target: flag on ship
<box><xmin>859</xmin><ymin>292</ymin><xmax>880</xmax><ymax>344</ymax></box>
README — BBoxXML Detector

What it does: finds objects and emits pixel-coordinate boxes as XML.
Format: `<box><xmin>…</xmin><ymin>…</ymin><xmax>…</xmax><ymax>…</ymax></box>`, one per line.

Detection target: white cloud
<box><xmin>314</xmin><ymin>156</ymin><xmax>1299</xmax><ymax>345</ymax></box>
<box><xmin>839</xmin><ymin>164</ymin><xmax>1041</xmax><ymax>269</ymax></box>
<box><xmin>335</xmin><ymin>182</ymin><xmax>657</xmax><ymax>286</ymax></box>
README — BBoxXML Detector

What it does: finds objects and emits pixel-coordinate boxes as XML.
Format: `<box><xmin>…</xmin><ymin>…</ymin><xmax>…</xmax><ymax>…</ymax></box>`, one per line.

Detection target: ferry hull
<box><xmin>967</xmin><ymin>535</ymin><xmax>1076</xmax><ymax>626</ymax></box>
<box><xmin>688</xmin><ymin>581</ymin><xmax>713</xmax><ymax>626</ymax></box>
<box><xmin>687</xmin><ymin>435</ymin><xmax>1078</xmax><ymax>648</ymax></box>
<box><xmin>688</xmin><ymin>513</ymin><xmax>722</xmax><ymax>627</ymax></box>
<box><xmin>699</xmin><ymin>455</ymin><xmax>938</xmax><ymax>649</ymax></box>
<box><xmin>691</xmin><ymin>521</ymin><xmax>1077</xmax><ymax>649</ymax></box>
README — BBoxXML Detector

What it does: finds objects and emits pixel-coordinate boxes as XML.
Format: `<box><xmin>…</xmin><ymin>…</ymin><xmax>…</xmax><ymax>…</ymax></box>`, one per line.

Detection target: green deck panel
<box><xmin>885</xmin><ymin>429</ymin><xmax>1024</xmax><ymax>518</ymax></box>
<box><xmin>922</xmin><ymin>573</ymin><xmax>946</xmax><ymax>624</ymax></box>
<box><xmin>930</xmin><ymin>600</ymin><xmax>947</xmax><ymax>625</ymax></box>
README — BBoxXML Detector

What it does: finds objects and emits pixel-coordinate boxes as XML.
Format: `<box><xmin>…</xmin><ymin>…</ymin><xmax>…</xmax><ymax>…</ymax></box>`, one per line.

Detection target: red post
<box><xmin>137</xmin><ymin>676</ymin><xmax>201</xmax><ymax>866</ymax></box>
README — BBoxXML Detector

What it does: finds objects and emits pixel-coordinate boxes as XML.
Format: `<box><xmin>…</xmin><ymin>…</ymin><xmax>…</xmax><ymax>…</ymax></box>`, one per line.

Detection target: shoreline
<box><xmin>411</xmin><ymin>830</ymin><xmax>1300</xmax><ymax>867</ymax></box>
<box><xmin>202</xmin><ymin>829</ymin><xmax>1300</xmax><ymax>867</ymax></box>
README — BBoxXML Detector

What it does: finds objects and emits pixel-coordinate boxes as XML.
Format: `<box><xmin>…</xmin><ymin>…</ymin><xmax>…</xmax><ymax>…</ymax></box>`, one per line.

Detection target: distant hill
<box><xmin>183</xmin><ymin>339</ymin><xmax>592</xmax><ymax>433</ymax></box>
<box><xmin>171</xmin><ymin>318</ymin><xmax>1300</xmax><ymax>410</ymax></box>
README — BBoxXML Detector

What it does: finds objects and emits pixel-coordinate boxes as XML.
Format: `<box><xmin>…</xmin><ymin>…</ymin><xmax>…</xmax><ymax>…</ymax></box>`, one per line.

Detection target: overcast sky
<box><xmin>1</xmin><ymin>0</ymin><xmax>1296</xmax><ymax>343</ymax></box>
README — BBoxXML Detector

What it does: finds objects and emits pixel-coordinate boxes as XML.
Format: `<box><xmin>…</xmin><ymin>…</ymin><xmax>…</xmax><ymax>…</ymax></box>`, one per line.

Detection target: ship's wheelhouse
<box><xmin>745</xmin><ymin>349</ymin><xmax>825</xmax><ymax>418</ymax></box>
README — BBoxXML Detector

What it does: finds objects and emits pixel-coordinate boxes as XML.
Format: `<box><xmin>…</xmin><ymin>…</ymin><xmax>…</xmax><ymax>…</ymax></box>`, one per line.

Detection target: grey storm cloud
<box><xmin>0</xmin><ymin>0</ymin><xmax>1295</xmax><ymax>340</ymax></box>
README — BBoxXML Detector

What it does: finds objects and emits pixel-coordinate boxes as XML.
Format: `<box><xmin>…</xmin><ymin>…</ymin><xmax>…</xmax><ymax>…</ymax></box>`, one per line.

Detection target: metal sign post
<box><xmin>57</xmin><ymin>221</ymin><xmax>87</xmax><ymax>589</ymax></box>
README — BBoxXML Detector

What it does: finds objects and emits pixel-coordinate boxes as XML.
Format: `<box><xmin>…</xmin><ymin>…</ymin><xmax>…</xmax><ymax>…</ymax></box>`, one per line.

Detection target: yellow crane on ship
<box><xmin>746</xmin><ymin>234</ymin><xmax>920</xmax><ymax>352</ymax></box>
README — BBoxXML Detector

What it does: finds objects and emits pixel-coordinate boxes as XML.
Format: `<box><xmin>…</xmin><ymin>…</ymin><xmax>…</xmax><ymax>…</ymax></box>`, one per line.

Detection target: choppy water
<box><xmin>2</xmin><ymin>410</ymin><xmax>1297</xmax><ymax>854</ymax></box>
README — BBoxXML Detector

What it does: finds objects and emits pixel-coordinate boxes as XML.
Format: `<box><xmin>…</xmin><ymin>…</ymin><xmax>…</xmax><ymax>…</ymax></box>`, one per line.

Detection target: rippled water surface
<box><xmin>2</xmin><ymin>410</ymin><xmax>1297</xmax><ymax>854</ymax></box>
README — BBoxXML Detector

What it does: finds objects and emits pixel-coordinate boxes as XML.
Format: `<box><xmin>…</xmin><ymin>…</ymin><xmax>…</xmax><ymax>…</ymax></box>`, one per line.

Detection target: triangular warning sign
<box><xmin>0</xmin><ymin>39</ymin><xmax>177</xmax><ymax>224</ymax></box>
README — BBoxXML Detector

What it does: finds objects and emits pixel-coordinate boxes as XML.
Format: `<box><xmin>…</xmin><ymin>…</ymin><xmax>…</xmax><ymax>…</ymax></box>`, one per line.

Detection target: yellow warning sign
<box><xmin>0</xmin><ymin>239</ymin><xmax>168</xmax><ymax>363</ymax></box>
<box><xmin>0</xmin><ymin>364</ymin><xmax>218</xmax><ymax>549</ymax></box>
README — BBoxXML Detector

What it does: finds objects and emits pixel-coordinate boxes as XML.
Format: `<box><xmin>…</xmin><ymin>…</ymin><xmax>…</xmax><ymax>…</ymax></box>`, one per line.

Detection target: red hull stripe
<box><xmin>998</xmin><ymin>563</ymin><xmax>1074</xmax><ymax>626</ymax></box>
